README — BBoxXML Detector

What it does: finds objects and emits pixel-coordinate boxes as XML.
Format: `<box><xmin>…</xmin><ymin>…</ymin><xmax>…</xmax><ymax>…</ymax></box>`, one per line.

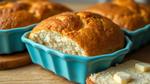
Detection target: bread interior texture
<box><xmin>30</xmin><ymin>30</ymin><xmax>85</xmax><ymax>56</ymax></box>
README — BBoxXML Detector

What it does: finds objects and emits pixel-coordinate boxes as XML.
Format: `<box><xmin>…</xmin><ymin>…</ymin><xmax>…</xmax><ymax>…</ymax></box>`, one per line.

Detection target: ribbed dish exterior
<box><xmin>22</xmin><ymin>32</ymin><xmax>132</xmax><ymax>84</ymax></box>
<box><xmin>124</xmin><ymin>24</ymin><xmax>150</xmax><ymax>50</ymax></box>
<box><xmin>0</xmin><ymin>24</ymin><xmax>36</xmax><ymax>54</ymax></box>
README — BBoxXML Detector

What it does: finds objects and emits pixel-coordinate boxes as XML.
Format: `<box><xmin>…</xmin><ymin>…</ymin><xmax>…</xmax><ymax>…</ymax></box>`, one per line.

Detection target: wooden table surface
<box><xmin>0</xmin><ymin>3</ymin><xmax>150</xmax><ymax>84</ymax></box>
<box><xmin>0</xmin><ymin>44</ymin><xmax>149</xmax><ymax>84</ymax></box>
<box><xmin>0</xmin><ymin>3</ymin><xmax>89</xmax><ymax>84</ymax></box>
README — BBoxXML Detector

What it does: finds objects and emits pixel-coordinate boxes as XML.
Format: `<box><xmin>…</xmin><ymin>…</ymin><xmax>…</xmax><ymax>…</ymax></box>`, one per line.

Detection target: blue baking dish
<box><xmin>0</xmin><ymin>24</ymin><xmax>36</xmax><ymax>54</ymax></box>
<box><xmin>123</xmin><ymin>24</ymin><xmax>150</xmax><ymax>50</ymax></box>
<box><xmin>22</xmin><ymin>32</ymin><xmax>132</xmax><ymax>84</ymax></box>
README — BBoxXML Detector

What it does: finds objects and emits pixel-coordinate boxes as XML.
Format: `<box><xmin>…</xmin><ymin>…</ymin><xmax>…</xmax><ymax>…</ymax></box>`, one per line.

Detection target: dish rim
<box><xmin>22</xmin><ymin>31</ymin><xmax>132</xmax><ymax>62</ymax></box>
<box><xmin>0</xmin><ymin>24</ymin><xmax>36</xmax><ymax>33</ymax></box>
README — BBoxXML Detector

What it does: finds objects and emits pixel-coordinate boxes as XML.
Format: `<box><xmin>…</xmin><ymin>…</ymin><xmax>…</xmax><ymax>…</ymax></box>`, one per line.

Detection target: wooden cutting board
<box><xmin>0</xmin><ymin>52</ymin><xmax>32</xmax><ymax>70</ymax></box>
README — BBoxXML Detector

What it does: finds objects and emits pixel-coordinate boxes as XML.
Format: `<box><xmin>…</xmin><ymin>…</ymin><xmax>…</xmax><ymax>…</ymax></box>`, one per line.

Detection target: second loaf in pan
<box><xmin>16</xmin><ymin>0</ymin><xmax>72</xmax><ymax>20</ymax></box>
<box><xmin>0</xmin><ymin>10</ymin><xmax>38</xmax><ymax>30</ymax></box>
<box><xmin>0</xmin><ymin>0</ymin><xmax>72</xmax><ymax>30</ymax></box>
<box><xmin>29</xmin><ymin>12</ymin><xmax>125</xmax><ymax>56</ymax></box>
<box><xmin>85</xmin><ymin>0</ymin><xmax>150</xmax><ymax>31</ymax></box>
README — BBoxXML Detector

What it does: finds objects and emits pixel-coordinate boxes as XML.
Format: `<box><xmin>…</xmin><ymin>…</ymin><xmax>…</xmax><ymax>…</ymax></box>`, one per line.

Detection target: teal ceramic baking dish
<box><xmin>123</xmin><ymin>24</ymin><xmax>150</xmax><ymax>50</ymax></box>
<box><xmin>22</xmin><ymin>32</ymin><xmax>132</xmax><ymax>84</ymax></box>
<box><xmin>0</xmin><ymin>24</ymin><xmax>36</xmax><ymax>54</ymax></box>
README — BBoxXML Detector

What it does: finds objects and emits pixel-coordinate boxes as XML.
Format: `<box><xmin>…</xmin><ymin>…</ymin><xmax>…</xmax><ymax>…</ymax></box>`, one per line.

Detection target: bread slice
<box><xmin>87</xmin><ymin>60</ymin><xmax>150</xmax><ymax>84</ymax></box>
<box><xmin>29</xmin><ymin>12</ymin><xmax>125</xmax><ymax>56</ymax></box>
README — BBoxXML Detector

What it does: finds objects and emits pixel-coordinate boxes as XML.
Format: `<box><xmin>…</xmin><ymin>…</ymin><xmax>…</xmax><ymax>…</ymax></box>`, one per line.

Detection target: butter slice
<box><xmin>135</xmin><ymin>63</ymin><xmax>150</xmax><ymax>72</ymax></box>
<box><xmin>113</xmin><ymin>72</ymin><xmax>132</xmax><ymax>84</ymax></box>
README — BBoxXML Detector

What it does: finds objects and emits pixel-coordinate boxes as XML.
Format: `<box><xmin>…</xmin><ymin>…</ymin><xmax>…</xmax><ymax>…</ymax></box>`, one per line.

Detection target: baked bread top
<box><xmin>86</xmin><ymin>0</ymin><xmax>150</xmax><ymax>31</ymax></box>
<box><xmin>0</xmin><ymin>11</ymin><xmax>38</xmax><ymax>30</ymax></box>
<box><xmin>0</xmin><ymin>1</ymin><xmax>31</xmax><ymax>15</ymax></box>
<box><xmin>29</xmin><ymin>12</ymin><xmax>125</xmax><ymax>56</ymax></box>
<box><xmin>17</xmin><ymin>0</ymin><xmax>72</xmax><ymax>20</ymax></box>
<box><xmin>0</xmin><ymin>1</ymin><xmax>72</xmax><ymax>30</ymax></box>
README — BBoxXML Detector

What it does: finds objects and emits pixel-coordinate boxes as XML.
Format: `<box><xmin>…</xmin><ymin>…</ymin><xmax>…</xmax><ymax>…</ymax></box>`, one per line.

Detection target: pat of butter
<box><xmin>113</xmin><ymin>72</ymin><xmax>132</xmax><ymax>84</ymax></box>
<box><xmin>135</xmin><ymin>63</ymin><xmax>150</xmax><ymax>72</ymax></box>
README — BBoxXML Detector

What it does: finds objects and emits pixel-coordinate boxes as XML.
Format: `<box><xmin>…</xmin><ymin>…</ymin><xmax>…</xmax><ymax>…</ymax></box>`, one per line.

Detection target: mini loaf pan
<box><xmin>123</xmin><ymin>24</ymin><xmax>150</xmax><ymax>50</ymax></box>
<box><xmin>22</xmin><ymin>32</ymin><xmax>132</xmax><ymax>84</ymax></box>
<box><xmin>0</xmin><ymin>24</ymin><xmax>36</xmax><ymax>54</ymax></box>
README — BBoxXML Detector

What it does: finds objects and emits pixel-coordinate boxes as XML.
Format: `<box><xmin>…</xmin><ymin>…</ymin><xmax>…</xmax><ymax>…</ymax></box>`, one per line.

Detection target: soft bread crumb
<box><xmin>135</xmin><ymin>63</ymin><xmax>150</xmax><ymax>72</ymax></box>
<box><xmin>29</xmin><ymin>30</ymin><xmax>85</xmax><ymax>56</ymax></box>
<box><xmin>89</xmin><ymin>60</ymin><xmax>150</xmax><ymax>84</ymax></box>
<box><xmin>113</xmin><ymin>72</ymin><xmax>132</xmax><ymax>84</ymax></box>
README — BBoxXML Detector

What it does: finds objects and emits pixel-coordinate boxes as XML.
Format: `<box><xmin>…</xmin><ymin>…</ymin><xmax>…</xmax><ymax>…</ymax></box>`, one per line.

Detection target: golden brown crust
<box><xmin>16</xmin><ymin>0</ymin><xmax>72</xmax><ymax>20</ymax></box>
<box><xmin>28</xmin><ymin>1</ymin><xmax>72</xmax><ymax>20</ymax></box>
<box><xmin>0</xmin><ymin>11</ymin><xmax>38</xmax><ymax>30</ymax></box>
<box><xmin>0</xmin><ymin>1</ymin><xmax>72</xmax><ymax>29</ymax></box>
<box><xmin>86</xmin><ymin>77</ymin><xmax>94</xmax><ymax>84</ymax></box>
<box><xmin>30</xmin><ymin>12</ymin><xmax>125</xmax><ymax>56</ymax></box>
<box><xmin>85</xmin><ymin>0</ymin><xmax>150</xmax><ymax>31</ymax></box>
<box><xmin>0</xmin><ymin>2</ymin><xmax>20</xmax><ymax>15</ymax></box>
<box><xmin>18</xmin><ymin>0</ymin><xmax>49</xmax><ymax>1</ymax></box>
<box><xmin>0</xmin><ymin>1</ymin><xmax>31</xmax><ymax>14</ymax></box>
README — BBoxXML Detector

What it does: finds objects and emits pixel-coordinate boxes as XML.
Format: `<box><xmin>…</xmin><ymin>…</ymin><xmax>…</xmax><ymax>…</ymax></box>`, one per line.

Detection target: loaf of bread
<box><xmin>86</xmin><ymin>0</ymin><xmax>150</xmax><ymax>31</ymax></box>
<box><xmin>0</xmin><ymin>1</ymin><xmax>72</xmax><ymax>30</ymax></box>
<box><xmin>29</xmin><ymin>12</ymin><xmax>125</xmax><ymax>56</ymax></box>
<box><xmin>87</xmin><ymin>60</ymin><xmax>150</xmax><ymax>84</ymax></box>
<box><xmin>0</xmin><ymin>11</ymin><xmax>38</xmax><ymax>30</ymax></box>
<box><xmin>0</xmin><ymin>2</ymin><xmax>21</xmax><ymax>15</ymax></box>
<box><xmin>16</xmin><ymin>0</ymin><xmax>72</xmax><ymax>20</ymax></box>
